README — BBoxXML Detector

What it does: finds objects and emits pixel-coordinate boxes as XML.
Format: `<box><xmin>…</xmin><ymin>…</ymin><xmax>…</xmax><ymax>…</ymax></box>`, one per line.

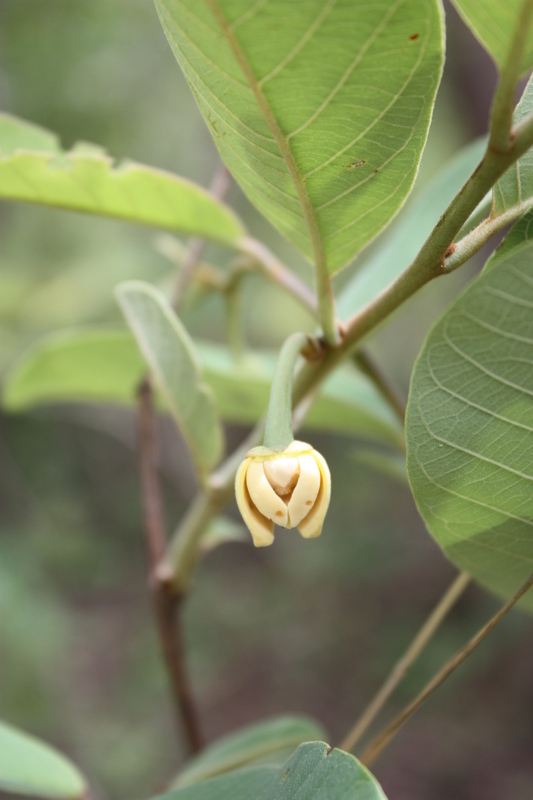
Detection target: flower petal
<box><xmin>263</xmin><ymin>457</ymin><xmax>299</xmax><ymax>496</ymax></box>
<box><xmin>287</xmin><ymin>454</ymin><xmax>320</xmax><ymax>527</ymax></box>
<box><xmin>297</xmin><ymin>450</ymin><xmax>331</xmax><ymax>539</ymax></box>
<box><xmin>235</xmin><ymin>458</ymin><xmax>274</xmax><ymax>547</ymax></box>
<box><xmin>246</xmin><ymin>459</ymin><xmax>289</xmax><ymax>527</ymax></box>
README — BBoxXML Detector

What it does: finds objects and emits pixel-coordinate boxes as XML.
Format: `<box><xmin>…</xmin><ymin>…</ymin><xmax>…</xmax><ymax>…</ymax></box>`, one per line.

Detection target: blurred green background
<box><xmin>1</xmin><ymin>3</ymin><xmax>532</xmax><ymax>800</ymax></box>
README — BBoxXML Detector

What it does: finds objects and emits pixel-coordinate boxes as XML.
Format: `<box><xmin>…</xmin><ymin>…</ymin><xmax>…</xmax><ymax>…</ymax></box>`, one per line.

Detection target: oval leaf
<box><xmin>156</xmin><ymin>0</ymin><xmax>444</xmax><ymax>275</ymax></box>
<box><xmin>173</xmin><ymin>716</ymin><xmax>326</xmax><ymax>788</ymax></box>
<box><xmin>406</xmin><ymin>226</ymin><xmax>533</xmax><ymax>609</ymax></box>
<box><xmin>451</xmin><ymin>0</ymin><xmax>533</xmax><ymax>73</ymax></box>
<box><xmin>115</xmin><ymin>282</ymin><xmax>225</xmax><ymax>474</ymax></box>
<box><xmin>0</xmin><ymin>720</ymin><xmax>86</xmax><ymax>800</ymax></box>
<box><xmin>2</xmin><ymin>329</ymin><xmax>403</xmax><ymax>449</ymax></box>
<box><xmin>157</xmin><ymin>742</ymin><xmax>387</xmax><ymax>800</ymax></box>
<box><xmin>0</xmin><ymin>113</ymin><xmax>244</xmax><ymax>247</ymax></box>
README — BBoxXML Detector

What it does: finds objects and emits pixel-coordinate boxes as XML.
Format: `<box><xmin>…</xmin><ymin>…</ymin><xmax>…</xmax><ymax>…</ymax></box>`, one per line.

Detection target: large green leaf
<box><xmin>493</xmin><ymin>75</ymin><xmax>533</xmax><ymax>216</ymax></box>
<box><xmin>0</xmin><ymin>114</ymin><xmax>244</xmax><ymax>247</ymax></box>
<box><xmin>116</xmin><ymin>281</ymin><xmax>225</xmax><ymax>474</ymax></box>
<box><xmin>338</xmin><ymin>137</ymin><xmax>486</xmax><ymax>319</ymax></box>
<box><xmin>406</xmin><ymin>224</ymin><xmax>533</xmax><ymax>610</ymax></box>
<box><xmin>2</xmin><ymin>329</ymin><xmax>404</xmax><ymax>448</ymax></box>
<box><xmin>156</xmin><ymin>0</ymin><xmax>444</xmax><ymax>275</ymax></box>
<box><xmin>0</xmin><ymin>720</ymin><xmax>86</xmax><ymax>800</ymax></box>
<box><xmin>173</xmin><ymin>716</ymin><xmax>326</xmax><ymax>788</ymax></box>
<box><xmin>451</xmin><ymin>0</ymin><xmax>533</xmax><ymax>73</ymax></box>
<box><xmin>158</xmin><ymin>742</ymin><xmax>387</xmax><ymax>800</ymax></box>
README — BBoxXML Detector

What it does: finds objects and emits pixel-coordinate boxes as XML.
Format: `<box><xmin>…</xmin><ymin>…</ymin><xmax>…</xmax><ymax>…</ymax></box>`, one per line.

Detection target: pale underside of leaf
<box><xmin>406</xmin><ymin>233</ymin><xmax>533</xmax><ymax>610</ymax></box>
<box><xmin>0</xmin><ymin>113</ymin><xmax>244</xmax><ymax>247</ymax></box>
<box><xmin>115</xmin><ymin>282</ymin><xmax>224</xmax><ymax>474</ymax></box>
<box><xmin>156</xmin><ymin>0</ymin><xmax>444</xmax><ymax>274</ymax></box>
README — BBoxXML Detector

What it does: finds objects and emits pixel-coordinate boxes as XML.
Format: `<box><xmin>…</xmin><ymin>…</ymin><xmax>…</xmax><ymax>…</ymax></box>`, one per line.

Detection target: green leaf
<box><xmin>451</xmin><ymin>0</ymin><xmax>533</xmax><ymax>73</ymax></box>
<box><xmin>2</xmin><ymin>329</ymin><xmax>404</xmax><ymax>449</ymax></box>
<box><xmin>493</xmin><ymin>75</ymin><xmax>533</xmax><ymax>216</ymax></box>
<box><xmin>156</xmin><ymin>0</ymin><xmax>444</xmax><ymax>275</ymax></box>
<box><xmin>0</xmin><ymin>113</ymin><xmax>244</xmax><ymax>247</ymax></box>
<box><xmin>159</xmin><ymin>742</ymin><xmax>387</xmax><ymax>800</ymax></box>
<box><xmin>406</xmin><ymin>225</ymin><xmax>533</xmax><ymax>610</ymax></box>
<box><xmin>0</xmin><ymin>720</ymin><xmax>86</xmax><ymax>800</ymax></box>
<box><xmin>173</xmin><ymin>716</ymin><xmax>326</xmax><ymax>788</ymax></box>
<box><xmin>115</xmin><ymin>282</ymin><xmax>225</xmax><ymax>474</ymax></box>
<box><xmin>338</xmin><ymin>137</ymin><xmax>487</xmax><ymax>319</ymax></box>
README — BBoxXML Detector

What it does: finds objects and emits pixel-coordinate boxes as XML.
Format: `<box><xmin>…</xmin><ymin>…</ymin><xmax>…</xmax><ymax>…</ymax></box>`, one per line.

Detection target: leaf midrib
<box><xmin>204</xmin><ymin>0</ymin><xmax>327</xmax><ymax>273</ymax></box>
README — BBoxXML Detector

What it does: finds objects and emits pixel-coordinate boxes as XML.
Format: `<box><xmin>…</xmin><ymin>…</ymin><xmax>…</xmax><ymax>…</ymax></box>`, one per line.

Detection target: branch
<box><xmin>359</xmin><ymin>572</ymin><xmax>533</xmax><ymax>767</ymax></box>
<box><xmin>137</xmin><ymin>379</ymin><xmax>203</xmax><ymax>754</ymax></box>
<box><xmin>444</xmin><ymin>197</ymin><xmax>533</xmax><ymax>273</ymax></box>
<box><xmin>353</xmin><ymin>349</ymin><xmax>406</xmax><ymax>426</ymax></box>
<box><xmin>172</xmin><ymin>161</ymin><xmax>233</xmax><ymax>309</ymax></box>
<box><xmin>239</xmin><ymin>236</ymin><xmax>319</xmax><ymax>318</ymax></box>
<box><xmin>488</xmin><ymin>0</ymin><xmax>533</xmax><ymax>153</ymax></box>
<box><xmin>339</xmin><ymin>571</ymin><xmax>470</xmax><ymax>754</ymax></box>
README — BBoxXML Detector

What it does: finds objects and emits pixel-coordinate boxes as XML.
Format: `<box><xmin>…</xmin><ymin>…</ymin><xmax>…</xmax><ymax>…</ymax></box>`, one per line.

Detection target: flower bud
<box><xmin>235</xmin><ymin>440</ymin><xmax>331</xmax><ymax>547</ymax></box>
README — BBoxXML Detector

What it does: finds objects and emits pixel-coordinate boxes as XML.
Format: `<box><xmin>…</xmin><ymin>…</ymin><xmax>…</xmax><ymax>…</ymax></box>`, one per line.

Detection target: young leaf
<box><xmin>493</xmin><ymin>75</ymin><xmax>533</xmax><ymax>216</ymax></box>
<box><xmin>451</xmin><ymin>0</ymin><xmax>533</xmax><ymax>73</ymax></box>
<box><xmin>115</xmin><ymin>282</ymin><xmax>224</xmax><ymax>475</ymax></box>
<box><xmin>0</xmin><ymin>720</ymin><xmax>86</xmax><ymax>800</ymax></box>
<box><xmin>0</xmin><ymin>114</ymin><xmax>244</xmax><ymax>247</ymax></box>
<box><xmin>172</xmin><ymin>716</ymin><xmax>326</xmax><ymax>788</ymax></box>
<box><xmin>406</xmin><ymin>224</ymin><xmax>533</xmax><ymax>611</ymax></box>
<box><xmin>157</xmin><ymin>742</ymin><xmax>387</xmax><ymax>800</ymax></box>
<box><xmin>155</xmin><ymin>0</ymin><xmax>444</xmax><ymax>275</ymax></box>
<box><xmin>338</xmin><ymin>137</ymin><xmax>487</xmax><ymax>319</ymax></box>
<box><xmin>2</xmin><ymin>330</ymin><xmax>404</xmax><ymax>449</ymax></box>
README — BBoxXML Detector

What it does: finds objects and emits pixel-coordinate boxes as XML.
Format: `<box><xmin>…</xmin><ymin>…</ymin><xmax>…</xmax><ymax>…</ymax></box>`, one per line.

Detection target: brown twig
<box><xmin>137</xmin><ymin>379</ymin><xmax>203</xmax><ymax>755</ymax></box>
<box><xmin>359</xmin><ymin>572</ymin><xmax>533</xmax><ymax>767</ymax></box>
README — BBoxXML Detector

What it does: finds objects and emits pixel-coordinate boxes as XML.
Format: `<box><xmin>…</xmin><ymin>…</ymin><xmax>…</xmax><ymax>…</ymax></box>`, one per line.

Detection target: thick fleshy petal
<box><xmin>246</xmin><ymin>459</ymin><xmax>289</xmax><ymax>527</ymax></box>
<box><xmin>287</xmin><ymin>454</ymin><xmax>320</xmax><ymax>527</ymax></box>
<box><xmin>235</xmin><ymin>458</ymin><xmax>274</xmax><ymax>547</ymax></box>
<box><xmin>263</xmin><ymin>457</ymin><xmax>299</xmax><ymax>496</ymax></box>
<box><xmin>297</xmin><ymin>450</ymin><xmax>331</xmax><ymax>539</ymax></box>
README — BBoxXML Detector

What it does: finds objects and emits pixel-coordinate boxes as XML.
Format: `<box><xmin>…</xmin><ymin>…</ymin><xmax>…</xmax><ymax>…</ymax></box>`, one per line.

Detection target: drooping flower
<box><xmin>235</xmin><ymin>440</ymin><xmax>331</xmax><ymax>547</ymax></box>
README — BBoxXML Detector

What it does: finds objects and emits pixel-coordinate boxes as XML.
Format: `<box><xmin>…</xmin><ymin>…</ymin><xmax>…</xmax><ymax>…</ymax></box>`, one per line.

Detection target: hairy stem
<box><xmin>137</xmin><ymin>380</ymin><xmax>203</xmax><ymax>754</ymax></box>
<box><xmin>359</xmin><ymin>573</ymin><xmax>533</xmax><ymax>767</ymax></box>
<box><xmin>488</xmin><ymin>0</ymin><xmax>533</xmax><ymax>153</ymax></box>
<box><xmin>263</xmin><ymin>332</ymin><xmax>311</xmax><ymax>450</ymax></box>
<box><xmin>445</xmin><ymin>197</ymin><xmax>533</xmax><ymax>272</ymax></box>
<box><xmin>339</xmin><ymin>571</ymin><xmax>470</xmax><ymax>754</ymax></box>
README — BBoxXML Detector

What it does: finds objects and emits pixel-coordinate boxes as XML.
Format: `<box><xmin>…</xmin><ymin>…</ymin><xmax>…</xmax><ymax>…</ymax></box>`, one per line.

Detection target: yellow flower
<box><xmin>235</xmin><ymin>440</ymin><xmax>331</xmax><ymax>547</ymax></box>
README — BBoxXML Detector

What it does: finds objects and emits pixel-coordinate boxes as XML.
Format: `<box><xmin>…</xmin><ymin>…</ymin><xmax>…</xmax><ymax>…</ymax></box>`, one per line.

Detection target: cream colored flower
<box><xmin>235</xmin><ymin>440</ymin><xmax>331</xmax><ymax>547</ymax></box>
